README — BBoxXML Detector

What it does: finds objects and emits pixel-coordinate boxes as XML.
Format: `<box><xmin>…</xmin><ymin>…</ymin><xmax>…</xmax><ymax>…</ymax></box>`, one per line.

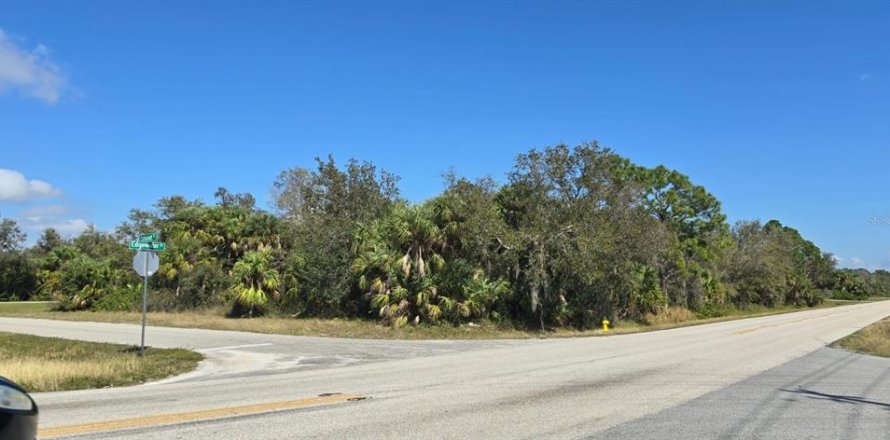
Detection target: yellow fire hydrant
<box><xmin>602</xmin><ymin>318</ymin><xmax>610</xmax><ymax>332</ymax></box>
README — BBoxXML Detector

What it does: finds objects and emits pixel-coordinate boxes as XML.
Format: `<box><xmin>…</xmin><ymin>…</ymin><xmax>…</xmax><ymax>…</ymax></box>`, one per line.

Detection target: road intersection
<box><xmin>2</xmin><ymin>301</ymin><xmax>889</xmax><ymax>439</ymax></box>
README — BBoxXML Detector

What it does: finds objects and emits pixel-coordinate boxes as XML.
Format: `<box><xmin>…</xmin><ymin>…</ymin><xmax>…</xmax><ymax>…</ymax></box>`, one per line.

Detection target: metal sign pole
<box><xmin>140</xmin><ymin>251</ymin><xmax>148</xmax><ymax>357</ymax></box>
<box><xmin>131</xmin><ymin>234</ymin><xmax>162</xmax><ymax>357</ymax></box>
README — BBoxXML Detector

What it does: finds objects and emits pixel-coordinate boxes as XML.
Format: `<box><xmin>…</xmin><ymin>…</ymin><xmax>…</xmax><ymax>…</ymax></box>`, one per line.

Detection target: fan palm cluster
<box><xmin>231</xmin><ymin>248</ymin><xmax>281</xmax><ymax>316</ymax></box>
<box><xmin>352</xmin><ymin>204</ymin><xmax>506</xmax><ymax>326</ymax></box>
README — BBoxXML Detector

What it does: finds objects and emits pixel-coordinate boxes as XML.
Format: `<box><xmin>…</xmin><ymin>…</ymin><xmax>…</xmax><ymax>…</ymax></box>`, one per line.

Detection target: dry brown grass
<box><xmin>0</xmin><ymin>332</ymin><xmax>202</xmax><ymax>392</ymax></box>
<box><xmin>0</xmin><ymin>308</ymin><xmax>536</xmax><ymax>339</ymax></box>
<box><xmin>832</xmin><ymin>317</ymin><xmax>890</xmax><ymax>358</ymax></box>
<box><xmin>641</xmin><ymin>307</ymin><xmax>697</xmax><ymax>326</ymax></box>
<box><xmin>0</xmin><ymin>300</ymin><xmax>854</xmax><ymax>340</ymax></box>
<box><xmin>7</xmin><ymin>358</ymin><xmax>146</xmax><ymax>392</ymax></box>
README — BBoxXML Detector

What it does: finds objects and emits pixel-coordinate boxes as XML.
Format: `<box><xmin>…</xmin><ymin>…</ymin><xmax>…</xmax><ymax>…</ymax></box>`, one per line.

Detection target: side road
<box><xmin>0</xmin><ymin>316</ymin><xmax>528</xmax><ymax>382</ymax></box>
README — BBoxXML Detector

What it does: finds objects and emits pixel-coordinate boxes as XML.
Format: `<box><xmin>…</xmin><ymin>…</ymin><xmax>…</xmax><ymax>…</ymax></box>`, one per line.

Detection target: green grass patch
<box><xmin>0</xmin><ymin>301</ymin><xmax>54</xmax><ymax>314</ymax></box>
<box><xmin>832</xmin><ymin>317</ymin><xmax>890</xmax><ymax>358</ymax></box>
<box><xmin>0</xmin><ymin>332</ymin><xmax>203</xmax><ymax>392</ymax></box>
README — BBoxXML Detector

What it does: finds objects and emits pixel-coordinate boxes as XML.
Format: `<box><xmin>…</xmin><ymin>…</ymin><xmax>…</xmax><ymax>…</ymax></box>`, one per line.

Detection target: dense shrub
<box><xmin>0</xmin><ymin>144</ymin><xmax>874</xmax><ymax>328</ymax></box>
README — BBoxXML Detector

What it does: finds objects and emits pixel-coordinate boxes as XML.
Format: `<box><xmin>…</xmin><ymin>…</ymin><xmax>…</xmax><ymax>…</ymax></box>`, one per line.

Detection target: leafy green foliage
<box><xmin>0</xmin><ymin>214</ymin><xmax>35</xmax><ymax>301</ymax></box>
<box><xmin>272</xmin><ymin>156</ymin><xmax>400</xmax><ymax>316</ymax></box>
<box><xmin>231</xmin><ymin>249</ymin><xmax>280</xmax><ymax>316</ymax></box>
<box><xmin>724</xmin><ymin>220</ymin><xmax>834</xmax><ymax>307</ymax></box>
<box><xmin>491</xmin><ymin>143</ymin><xmax>671</xmax><ymax>328</ymax></box>
<box><xmin>353</xmin><ymin>204</ymin><xmax>448</xmax><ymax>326</ymax></box>
<box><xmin>0</xmin><ymin>215</ymin><xmax>26</xmax><ymax>252</ymax></box>
<box><xmin>0</xmin><ymin>252</ymin><xmax>36</xmax><ymax>301</ymax></box>
<box><xmin>0</xmin><ymin>145</ymin><xmax>860</xmax><ymax>329</ymax></box>
<box><xmin>826</xmin><ymin>270</ymin><xmax>870</xmax><ymax>300</ymax></box>
<box><xmin>353</xmin><ymin>204</ymin><xmax>508</xmax><ymax>326</ymax></box>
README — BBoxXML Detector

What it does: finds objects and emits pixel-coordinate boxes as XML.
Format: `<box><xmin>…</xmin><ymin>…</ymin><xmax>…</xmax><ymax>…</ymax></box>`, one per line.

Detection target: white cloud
<box><xmin>21</xmin><ymin>205</ymin><xmax>68</xmax><ymax>218</ymax></box>
<box><xmin>42</xmin><ymin>218</ymin><xmax>90</xmax><ymax>235</ymax></box>
<box><xmin>859</xmin><ymin>73</ymin><xmax>872</xmax><ymax>83</ymax></box>
<box><xmin>17</xmin><ymin>203</ymin><xmax>90</xmax><ymax>237</ymax></box>
<box><xmin>832</xmin><ymin>249</ymin><xmax>890</xmax><ymax>272</ymax></box>
<box><xmin>0</xmin><ymin>169</ymin><xmax>61</xmax><ymax>202</ymax></box>
<box><xmin>834</xmin><ymin>255</ymin><xmax>890</xmax><ymax>272</ymax></box>
<box><xmin>0</xmin><ymin>28</ymin><xmax>66</xmax><ymax>104</ymax></box>
<box><xmin>22</xmin><ymin>216</ymin><xmax>90</xmax><ymax>236</ymax></box>
<box><xmin>20</xmin><ymin>204</ymin><xmax>68</xmax><ymax>221</ymax></box>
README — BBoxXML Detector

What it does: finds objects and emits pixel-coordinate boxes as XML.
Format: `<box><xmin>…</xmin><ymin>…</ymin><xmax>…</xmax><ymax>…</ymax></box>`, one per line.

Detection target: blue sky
<box><xmin>1</xmin><ymin>1</ymin><xmax>888</xmax><ymax>269</ymax></box>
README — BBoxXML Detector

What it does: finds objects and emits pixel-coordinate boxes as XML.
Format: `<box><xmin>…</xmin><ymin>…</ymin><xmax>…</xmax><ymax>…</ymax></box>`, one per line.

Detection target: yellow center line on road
<box><xmin>733</xmin><ymin>326</ymin><xmax>763</xmax><ymax>335</ymax></box>
<box><xmin>734</xmin><ymin>319</ymin><xmax>805</xmax><ymax>335</ymax></box>
<box><xmin>731</xmin><ymin>308</ymin><xmax>854</xmax><ymax>335</ymax></box>
<box><xmin>38</xmin><ymin>393</ymin><xmax>366</xmax><ymax>438</ymax></box>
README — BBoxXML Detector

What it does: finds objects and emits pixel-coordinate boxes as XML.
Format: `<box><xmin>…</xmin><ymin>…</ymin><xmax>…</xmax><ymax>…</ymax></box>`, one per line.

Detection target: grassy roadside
<box><xmin>0</xmin><ymin>301</ymin><xmax>56</xmax><ymax>314</ymax></box>
<box><xmin>0</xmin><ymin>300</ymin><xmax>856</xmax><ymax>340</ymax></box>
<box><xmin>832</xmin><ymin>317</ymin><xmax>890</xmax><ymax>358</ymax></box>
<box><xmin>0</xmin><ymin>332</ymin><xmax>203</xmax><ymax>392</ymax></box>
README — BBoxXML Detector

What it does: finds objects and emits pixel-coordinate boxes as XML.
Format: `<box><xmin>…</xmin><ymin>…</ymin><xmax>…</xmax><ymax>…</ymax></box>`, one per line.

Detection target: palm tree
<box><xmin>231</xmin><ymin>249</ymin><xmax>280</xmax><ymax>317</ymax></box>
<box><xmin>353</xmin><ymin>204</ymin><xmax>446</xmax><ymax>326</ymax></box>
<box><xmin>459</xmin><ymin>270</ymin><xmax>509</xmax><ymax>320</ymax></box>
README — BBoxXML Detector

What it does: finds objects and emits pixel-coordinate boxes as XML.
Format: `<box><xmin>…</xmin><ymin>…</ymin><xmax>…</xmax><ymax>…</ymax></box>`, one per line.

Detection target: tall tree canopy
<box><xmin>1</xmin><ymin>142</ymin><xmax>874</xmax><ymax>328</ymax></box>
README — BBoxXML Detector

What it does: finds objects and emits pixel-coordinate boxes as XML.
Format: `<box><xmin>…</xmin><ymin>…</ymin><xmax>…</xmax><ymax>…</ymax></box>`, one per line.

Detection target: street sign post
<box><xmin>130</xmin><ymin>232</ymin><xmax>164</xmax><ymax>357</ymax></box>
<box><xmin>128</xmin><ymin>241</ymin><xmax>166</xmax><ymax>251</ymax></box>
<box><xmin>137</xmin><ymin>233</ymin><xmax>159</xmax><ymax>243</ymax></box>
<box><xmin>133</xmin><ymin>251</ymin><xmax>159</xmax><ymax>277</ymax></box>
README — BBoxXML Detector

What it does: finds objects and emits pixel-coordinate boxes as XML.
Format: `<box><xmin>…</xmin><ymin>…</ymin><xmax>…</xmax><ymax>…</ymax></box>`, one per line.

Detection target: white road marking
<box><xmin>199</xmin><ymin>343</ymin><xmax>273</xmax><ymax>352</ymax></box>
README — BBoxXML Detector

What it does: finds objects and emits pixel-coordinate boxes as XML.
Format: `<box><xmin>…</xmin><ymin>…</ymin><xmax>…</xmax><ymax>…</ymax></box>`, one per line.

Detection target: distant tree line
<box><xmin>1</xmin><ymin>143</ymin><xmax>885</xmax><ymax>329</ymax></box>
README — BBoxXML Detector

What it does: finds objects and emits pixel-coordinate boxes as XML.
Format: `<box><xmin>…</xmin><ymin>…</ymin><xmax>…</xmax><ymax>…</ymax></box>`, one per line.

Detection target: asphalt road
<box><xmin>1</xmin><ymin>301</ymin><xmax>889</xmax><ymax>439</ymax></box>
<box><xmin>594</xmin><ymin>347</ymin><xmax>890</xmax><ymax>440</ymax></box>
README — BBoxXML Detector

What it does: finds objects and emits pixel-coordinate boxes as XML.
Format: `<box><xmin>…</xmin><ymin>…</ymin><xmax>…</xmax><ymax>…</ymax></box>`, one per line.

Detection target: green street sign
<box><xmin>129</xmin><ymin>241</ymin><xmax>166</xmax><ymax>251</ymax></box>
<box><xmin>138</xmin><ymin>233</ymin><xmax>159</xmax><ymax>243</ymax></box>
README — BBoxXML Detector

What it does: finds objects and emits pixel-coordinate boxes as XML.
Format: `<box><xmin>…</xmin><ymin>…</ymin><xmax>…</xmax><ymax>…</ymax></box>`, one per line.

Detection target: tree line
<box><xmin>1</xmin><ymin>142</ymin><xmax>886</xmax><ymax>329</ymax></box>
